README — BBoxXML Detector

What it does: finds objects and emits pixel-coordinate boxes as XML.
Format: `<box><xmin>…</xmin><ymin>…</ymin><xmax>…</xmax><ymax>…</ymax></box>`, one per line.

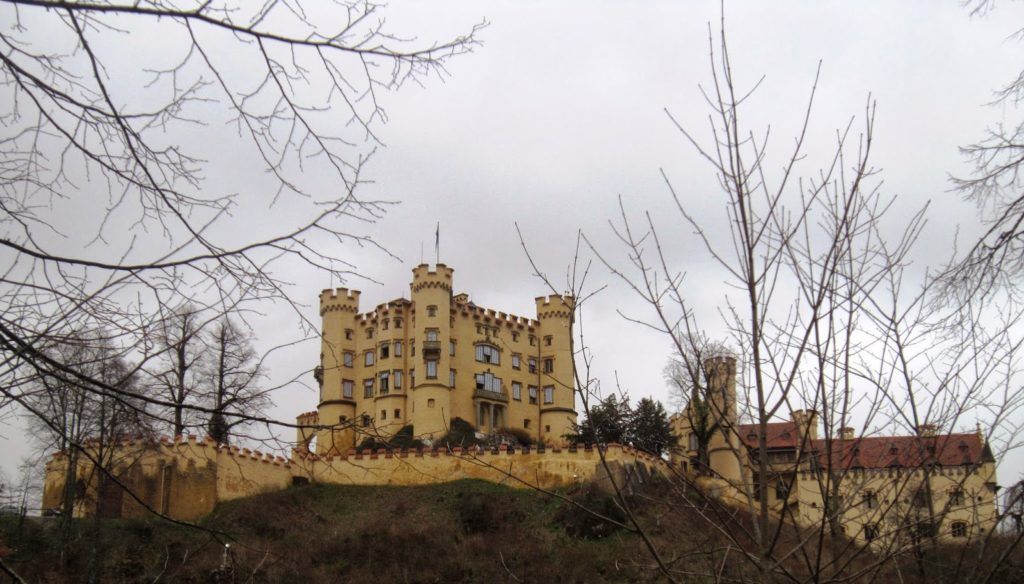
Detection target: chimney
<box><xmin>792</xmin><ymin>410</ymin><xmax>819</xmax><ymax>441</ymax></box>
<box><xmin>840</xmin><ymin>427</ymin><xmax>855</xmax><ymax>440</ymax></box>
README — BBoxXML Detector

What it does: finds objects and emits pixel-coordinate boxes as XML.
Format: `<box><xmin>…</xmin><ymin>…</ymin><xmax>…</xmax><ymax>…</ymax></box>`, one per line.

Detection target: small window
<box><xmin>863</xmin><ymin>490</ymin><xmax>877</xmax><ymax>509</ymax></box>
<box><xmin>449</xmin><ymin>369</ymin><xmax>456</xmax><ymax>388</ymax></box>
<box><xmin>410</xmin><ymin>368</ymin><xmax>415</xmax><ymax>386</ymax></box>
<box><xmin>411</xmin><ymin>340</ymin><xmax>415</xmax><ymax>357</ymax></box>
<box><xmin>395</xmin><ymin>317</ymin><xmax>403</xmax><ymax>329</ymax></box>
<box><xmin>363</xmin><ymin>379</ymin><xmax>374</xmax><ymax>398</ymax></box>
<box><xmin>512</xmin><ymin>382</ymin><xmax>522</xmax><ymax>400</ymax></box>
<box><xmin>512</xmin><ymin>332</ymin><xmax>519</xmax><ymax>342</ymax></box>
<box><xmin>524</xmin><ymin>419</ymin><xmax>531</xmax><ymax>429</ymax></box>
<box><xmin>343</xmin><ymin>352</ymin><xmax>354</xmax><ymax>368</ymax></box>
<box><xmin>543</xmin><ymin>385</ymin><xmax>554</xmax><ymax>404</ymax></box>
<box><xmin>366</xmin><ymin>328</ymin><xmax>374</xmax><ymax>340</ymax></box>
<box><xmin>364</xmin><ymin>351</ymin><xmax>374</xmax><ymax>366</ymax></box>
<box><xmin>379</xmin><ymin>371</ymin><xmax>390</xmax><ymax>394</ymax></box>
<box><xmin>951</xmin><ymin>521</ymin><xmax>967</xmax><ymax>538</ymax></box>
<box><xmin>688</xmin><ymin>433</ymin><xmax>699</xmax><ymax>451</ymax></box>
<box><xmin>362</xmin><ymin>414</ymin><xmax>371</xmax><ymax>427</ymax></box>
<box><xmin>394</xmin><ymin>409</ymin><xmax>401</xmax><ymax>419</ymax></box>
<box><xmin>544</xmin><ymin>335</ymin><xmax>553</xmax><ymax>346</ymax></box>
<box><xmin>543</xmin><ymin>358</ymin><xmax>553</xmax><ymax>373</ymax></box>
<box><xmin>775</xmin><ymin>481</ymin><xmax>789</xmax><ymax>501</ymax></box>
<box><xmin>475</xmin><ymin>344</ymin><xmax>500</xmax><ymax>364</ymax></box>
<box><xmin>345</xmin><ymin>329</ymin><xmax>353</xmax><ymax>340</ymax></box>
<box><xmin>381</xmin><ymin>409</ymin><xmax>387</xmax><ymax>420</ymax></box>
<box><xmin>545</xmin><ymin>425</ymin><xmax>550</xmax><ymax>433</ymax></box>
<box><xmin>382</xmin><ymin>319</ymin><xmax>389</xmax><ymax>330</ymax></box>
<box><xmin>394</xmin><ymin>341</ymin><xmax>403</xmax><ymax>357</ymax></box>
<box><xmin>528</xmin><ymin>358</ymin><xmax>537</xmax><ymax>374</ymax></box>
<box><xmin>949</xmin><ymin>489</ymin><xmax>964</xmax><ymax>506</ymax></box>
<box><xmin>426</xmin><ymin>359</ymin><xmax>438</xmax><ymax>379</ymax></box>
<box><xmin>864</xmin><ymin>524</ymin><xmax>878</xmax><ymax>542</ymax></box>
<box><xmin>342</xmin><ymin>380</ymin><xmax>354</xmax><ymax>399</ymax></box>
<box><xmin>450</xmin><ymin>341</ymin><xmax>456</xmax><ymax>356</ymax></box>
<box><xmin>512</xmin><ymin>354</ymin><xmax>521</xmax><ymax>369</ymax></box>
<box><xmin>393</xmin><ymin>370</ymin><xmax>403</xmax><ymax>390</ymax></box>
<box><xmin>529</xmin><ymin>335</ymin><xmax>536</xmax><ymax>346</ymax></box>
<box><xmin>427</xmin><ymin>398</ymin><xmax>435</xmax><ymax>408</ymax></box>
<box><xmin>426</xmin><ymin>329</ymin><xmax>439</xmax><ymax>342</ymax></box>
<box><xmin>427</xmin><ymin>305</ymin><xmax>438</xmax><ymax>317</ymax></box>
<box><xmin>380</xmin><ymin>342</ymin><xmax>390</xmax><ymax>359</ymax></box>
<box><xmin>528</xmin><ymin>386</ymin><xmax>538</xmax><ymax>404</ymax></box>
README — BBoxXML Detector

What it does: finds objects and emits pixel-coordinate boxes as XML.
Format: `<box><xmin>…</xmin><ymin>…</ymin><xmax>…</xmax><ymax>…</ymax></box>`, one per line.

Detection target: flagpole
<box><xmin>435</xmin><ymin>222</ymin><xmax>440</xmax><ymax>265</ymax></box>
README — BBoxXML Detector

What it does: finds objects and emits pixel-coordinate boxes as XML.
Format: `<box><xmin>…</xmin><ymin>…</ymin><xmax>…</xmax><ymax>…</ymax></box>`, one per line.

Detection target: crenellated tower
<box><xmin>316</xmin><ymin>287</ymin><xmax>360</xmax><ymax>454</ymax></box>
<box><xmin>409</xmin><ymin>264</ymin><xmax>454</xmax><ymax>439</ymax></box>
<box><xmin>535</xmin><ymin>294</ymin><xmax>577</xmax><ymax>444</ymax></box>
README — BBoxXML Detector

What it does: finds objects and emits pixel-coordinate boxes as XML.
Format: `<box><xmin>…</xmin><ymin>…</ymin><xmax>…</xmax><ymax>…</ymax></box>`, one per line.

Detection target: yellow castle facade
<box><xmin>301</xmin><ymin>263</ymin><xmax>578</xmax><ymax>455</ymax></box>
<box><xmin>671</xmin><ymin>356</ymin><xmax>1001</xmax><ymax>545</ymax></box>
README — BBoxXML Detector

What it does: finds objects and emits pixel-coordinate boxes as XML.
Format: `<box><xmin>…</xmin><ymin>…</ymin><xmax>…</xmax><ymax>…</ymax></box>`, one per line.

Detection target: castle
<box><xmin>671</xmin><ymin>356</ymin><xmax>1001</xmax><ymax>544</ymax></box>
<box><xmin>302</xmin><ymin>263</ymin><xmax>578</xmax><ymax>453</ymax></box>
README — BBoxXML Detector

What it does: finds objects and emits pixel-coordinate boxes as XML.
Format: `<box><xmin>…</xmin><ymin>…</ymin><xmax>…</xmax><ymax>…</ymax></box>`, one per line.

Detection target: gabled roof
<box><xmin>809</xmin><ymin>432</ymin><xmax>992</xmax><ymax>470</ymax></box>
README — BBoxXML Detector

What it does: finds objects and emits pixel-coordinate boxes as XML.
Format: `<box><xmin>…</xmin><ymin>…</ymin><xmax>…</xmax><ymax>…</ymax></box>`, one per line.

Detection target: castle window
<box><xmin>426</xmin><ymin>329</ymin><xmax>439</xmax><ymax>342</ymax></box>
<box><xmin>394</xmin><ymin>341</ymin><xmax>403</xmax><ymax>357</ymax></box>
<box><xmin>949</xmin><ymin>488</ymin><xmax>964</xmax><ymax>506</ymax></box>
<box><xmin>688</xmin><ymin>433</ymin><xmax>699</xmax><ymax>451</ymax></box>
<box><xmin>545</xmin><ymin>425</ymin><xmax>551</xmax><ymax>433</ymax></box>
<box><xmin>512</xmin><ymin>332</ymin><xmax>519</xmax><ymax>342</ymax></box>
<box><xmin>343</xmin><ymin>352</ymin><xmax>354</xmax><ymax>368</ymax></box>
<box><xmin>775</xmin><ymin>480</ymin><xmax>789</xmax><ymax>501</ymax></box>
<box><xmin>345</xmin><ymin>329</ymin><xmax>353</xmax><ymax>340</ymax></box>
<box><xmin>544</xmin><ymin>335</ymin><xmax>552</xmax><ymax>346</ymax></box>
<box><xmin>529</xmin><ymin>335</ymin><xmax>536</xmax><ymax>346</ymax></box>
<box><xmin>512</xmin><ymin>354</ymin><xmax>521</xmax><ymax>369</ymax></box>
<box><xmin>379</xmin><ymin>371</ymin><xmax>390</xmax><ymax>394</ymax></box>
<box><xmin>450</xmin><ymin>340</ymin><xmax>456</xmax><ymax>356</ymax></box>
<box><xmin>528</xmin><ymin>386</ymin><xmax>538</xmax><ymax>404</ymax></box>
<box><xmin>864</xmin><ymin>524</ymin><xmax>878</xmax><ymax>542</ymax></box>
<box><xmin>475</xmin><ymin>372</ymin><xmax>502</xmax><ymax>393</ymax></box>
<box><xmin>528</xmin><ymin>358</ymin><xmax>537</xmax><ymax>374</ymax></box>
<box><xmin>543</xmin><ymin>358</ymin><xmax>553</xmax><ymax>374</ymax></box>
<box><xmin>426</xmin><ymin>359</ymin><xmax>438</xmax><ymax>379</ymax></box>
<box><xmin>524</xmin><ymin>419</ymin><xmax>530</xmax><ymax>429</ymax></box>
<box><xmin>395</xmin><ymin>317</ymin><xmax>403</xmax><ymax>329</ymax></box>
<box><xmin>381</xmin><ymin>409</ymin><xmax>387</xmax><ymax>420</ymax></box>
<box><xmin>393</xmin><ymin>370</ymin><xmax>403</xmax><ymax>390</ymax></box>
<box><xmin>512</xmin><ymin>382</ymin><xmax>522</xmax><ymax>400</ymax></box>
<box><xmin>863</xmin><ymin>490</ymin><xmax>877</xmax><ymax>509</ymax></box>
<box><xmin>411</xmin><ymin>340</ymin><xmax>415</xmax><ymax>357</ymax></box>
<box><xmin>342</xmin><ymin>380</ymin><xmax>354</xmax><ymax>399</ymax></box>
<box><xmin>543</xmin><ymin>386</ymin><xmax>554</xmax><ymax>404</ymax></box>
<box><xmin>366</xmin><ymin>328</ymin><xmax>374</xmax><ymax>340</ymax></box>
<box><xmin>362</xmin><ymin>414</ymin><xmax>370</xmax><ymax>427</ymax></box>
<box><xmin>364</xmin><ymin>350</ymin><xmax>374</xmax><ymax>366</ymax></box>
<box><xmin>951</xmin><ymin>521</ymin><xmax>967</xmax><ymax>538</ymax></box>
<box><xmin>363</xmin><ymin>379</ymin><xmax>374</xmax><ymax>398</ymax></box>
<box><xmin>427</xmin><ymin>305</ymin><xmax>438</xmax><ymax>317</ymax></box>
<box><xmin>449</xmin><ymin>369</ymin><xmax>456</xmax><ymax>388</ymax></box>
<box><xmin>427</xmin><ymin>398</ymin><xmax>435</xmax><ymax>408</ymax></box>
<box><xmin>476</xmin><ymin>344</ymin><xmax>500</xmax><ymax>365</ymax></box>
<box><xmin>382</xmin><ymin>319</ymin><xmax>389</xmax><ymax>330</ymax></box>
<box><xmin>394</xmin><ymin>409</ymin><xmax>401</xmax><ymax>419</ymax></box>
<box><xmin>380</xmin><ymin>342</ymin><xmax>390</xmax><ymax>359</ymax></box>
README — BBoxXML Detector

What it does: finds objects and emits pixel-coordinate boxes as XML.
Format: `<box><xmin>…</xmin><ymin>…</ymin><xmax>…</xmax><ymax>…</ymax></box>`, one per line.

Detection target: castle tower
<box><xmin>317</xmin><ymin>287</ymin><xmax>360</xmax><ymax>454</ymax></box>
<box><xmin>705</xmin><ymin>356</ymin><xmax>742</xmax><ymax>484</ymax></box>
<box><xmin>536</xmin><ymin>295</ymin><xmax>577</xmax><ymax>445</ymax></box>
<box><xmin>409</xmin><ymin>264</ymin><xmax>454</xmax><ymax>440</ymax></box>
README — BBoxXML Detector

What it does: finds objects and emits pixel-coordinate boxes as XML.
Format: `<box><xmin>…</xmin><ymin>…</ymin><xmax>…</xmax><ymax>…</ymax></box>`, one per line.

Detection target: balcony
<box><xmin>473</xmin><ymin>388</ymin><xmax>509</xmax><ymax>403</ymax></box>
<box><xmin>422</xmin><ymin>340</ymin><xmax>442</xmax><ymax>360</ymax></box>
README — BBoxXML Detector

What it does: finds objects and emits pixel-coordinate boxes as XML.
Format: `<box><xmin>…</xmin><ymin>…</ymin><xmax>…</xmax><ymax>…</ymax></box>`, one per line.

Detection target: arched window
<box><xmin>475</xmin><ymin>343</ymin><xmax>500</xmax><ymax>364</ymax></box>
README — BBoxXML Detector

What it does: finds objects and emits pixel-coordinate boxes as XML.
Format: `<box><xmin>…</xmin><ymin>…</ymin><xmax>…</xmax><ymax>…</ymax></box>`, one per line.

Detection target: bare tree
<box><xmin>203</xmin><ymin>317</ymin><xmax>268</xmax><ymax>445</ymax></box>
<box><xmin>147</xmin><ymin>306</ymin><xmax>204</xmax><ymax>437</ymax></box>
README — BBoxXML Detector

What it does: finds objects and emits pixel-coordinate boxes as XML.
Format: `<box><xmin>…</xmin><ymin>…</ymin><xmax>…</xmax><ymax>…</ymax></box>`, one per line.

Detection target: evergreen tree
<box><xmin>572</xmin><ymin>395</ymin><xmax>632</xmax><ymax>445</ymax></box>
<box><xmin>627</xmin><ymin>398</ymin><xmax>677</xmax><ymax>456</ymax></box>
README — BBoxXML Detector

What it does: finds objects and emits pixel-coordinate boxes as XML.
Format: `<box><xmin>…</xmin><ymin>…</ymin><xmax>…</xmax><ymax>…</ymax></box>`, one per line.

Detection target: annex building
<box><xmin>671</xmin><ymin>356</ymin><xmax>1001</xmax><ymax>545</ymax></box>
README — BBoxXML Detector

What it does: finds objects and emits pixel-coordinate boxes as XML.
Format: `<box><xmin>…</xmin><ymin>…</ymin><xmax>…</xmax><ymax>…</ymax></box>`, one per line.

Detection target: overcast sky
<box><xmin>5</xmin><ymin>1</ymin><xmax>1024</xmax><ymax>487</ymax></box>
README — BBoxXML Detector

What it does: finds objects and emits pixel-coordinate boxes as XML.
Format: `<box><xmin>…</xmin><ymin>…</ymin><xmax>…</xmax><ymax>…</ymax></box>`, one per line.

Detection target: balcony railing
<box><xmin>473</xmin><ymin>388</ymin><xmax>509</xmax><ymax>402</ymax></box>
<box><xmin>422</xmin><ymin>340</ymin><xmax>441</xmax><ymax>359</ymax></box>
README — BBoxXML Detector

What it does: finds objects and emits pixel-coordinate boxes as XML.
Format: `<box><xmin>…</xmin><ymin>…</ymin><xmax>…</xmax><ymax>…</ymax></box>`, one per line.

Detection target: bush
<box><xmin>356</xmin><ymin>425</ymin><xmax>425</xmax><ymax>452</ymax></box>
<box><xmin>556</xmin><ymin>486</ymin><xmax>627</xmax><ymax>540</ymax></box>
<box><xmin>499</xmin><ymin>427</ymin><xmax>534</xmax><ymax>446</ymax></box>
<box><xmin>435</xmin><ymin>417</ymin><xmax>482</xmax><ymax>448</ymax></box>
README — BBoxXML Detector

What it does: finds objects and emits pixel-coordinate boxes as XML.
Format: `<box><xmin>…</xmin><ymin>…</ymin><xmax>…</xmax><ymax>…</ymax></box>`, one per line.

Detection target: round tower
<box><xmin>705</xmin><ymin>356</ymin><xmax>742</xmax><ymax>484</ymax></box>
<box><xmin>536</xmin><ymin>294</ymin><xmax>577</xmax><ymax>446</ymax></box>
<box><xmin>409</xmin><ymin>264</ymin><xmax>454</xmax><ymax>440</ymax></box>
<box><xmin>317</xmin><ymin>287</ymin><xmax>360</xmax><ymax>454</ymax></box>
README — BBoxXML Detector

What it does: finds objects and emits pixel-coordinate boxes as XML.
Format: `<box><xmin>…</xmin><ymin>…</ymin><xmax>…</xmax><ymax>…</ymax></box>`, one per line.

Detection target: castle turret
<box><xmin>317</xmin><ymin>287</ymin><xmax>360</xmax><ymax>454</ymax></box>
<box><xmin>410</xmin><ymin>264</ymin><xmax>454</xmax><ymax>440</ymax></box>
<box><xmin>705</xmin><ymin>356</ymin><xmax>742</xmax><ymax>485</ymax></box>
<box><xmin>535</xmin><ymin>294</ymin><xmax>577</xmax><ymax>446</ymax></box>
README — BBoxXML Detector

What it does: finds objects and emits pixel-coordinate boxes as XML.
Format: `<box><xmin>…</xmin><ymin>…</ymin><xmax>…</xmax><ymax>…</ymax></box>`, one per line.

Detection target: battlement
<box><xmin>535</xmin><ymin>294</ymin><xmax>575</xmax><ymax>319</ymax></box>
<box><xmin>458</xmin><ymin>304</ymin><xmax>539</xmax><ymax>328</ymax></box>
<box><xmin>296</xmin><ymin>411</ymin><xmax>319</xmax><ymax>425</ymax></box>
<box><xmin>411</xmin><ymin>263</ymin><xmax>454</xmax><ymax>293</ymax></box>
<box><xmin>319</xmin><ymin>287</ymin><xmax>361</xmax><ymax>315</ymax></box>
<box><xmin>704</xmin><ymin>355</ymin><xmax>737</xmax><ymax>373</ymax></box>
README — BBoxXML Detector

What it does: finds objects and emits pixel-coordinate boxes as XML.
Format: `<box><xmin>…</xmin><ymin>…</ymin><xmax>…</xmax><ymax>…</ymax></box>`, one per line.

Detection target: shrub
<box><xmin>499</xmin><ymin>427</ymin><xmax>534</xmax><ymax>446</ymax></box>
<box><xmin>435</xmin><ymin>417</ymin><xmax>482</xmax><ymax>448</ymax></box>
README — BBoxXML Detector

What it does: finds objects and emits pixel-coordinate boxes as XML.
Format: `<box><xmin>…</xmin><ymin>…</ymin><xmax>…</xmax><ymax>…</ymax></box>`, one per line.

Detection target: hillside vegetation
<box><xmin>2</xmin><ymin>479</ymin><xmax>1022</xmax><ymax>583</ymax></box>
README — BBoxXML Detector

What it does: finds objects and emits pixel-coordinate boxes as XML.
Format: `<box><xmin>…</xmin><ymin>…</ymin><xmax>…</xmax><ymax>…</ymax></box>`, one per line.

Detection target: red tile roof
<box><xmin>809</xmin><ymin>433</ymin><xmax>992</xmax><ymax>470</ymax></box>
<box><xmin>738</xmin><ymin>422</ymin><xmax>801</xmax><ymax>449</ymax></box>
